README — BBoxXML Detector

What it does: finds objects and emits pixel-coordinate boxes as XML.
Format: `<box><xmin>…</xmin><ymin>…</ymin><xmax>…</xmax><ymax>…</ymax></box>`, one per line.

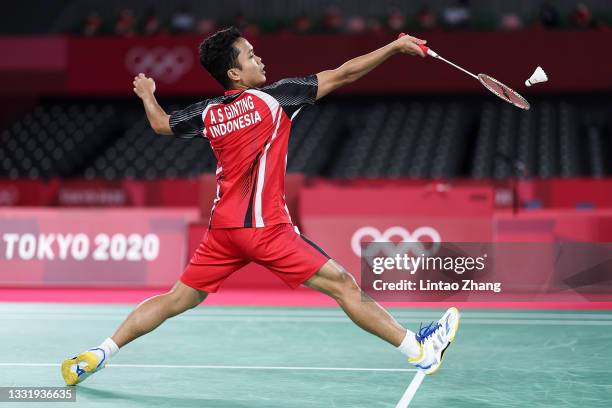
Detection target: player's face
<box><xmin>232</xmin><ymin>38</ymin><xmax>266</xmax><ymax>88</ymax></box>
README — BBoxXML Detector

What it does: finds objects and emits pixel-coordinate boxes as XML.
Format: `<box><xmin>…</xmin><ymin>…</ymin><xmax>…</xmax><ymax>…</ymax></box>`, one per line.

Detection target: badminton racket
<box><xmin>398</xmin><ymin>33</ymin><xmax>530</xmax><ymax>110</ymax></box>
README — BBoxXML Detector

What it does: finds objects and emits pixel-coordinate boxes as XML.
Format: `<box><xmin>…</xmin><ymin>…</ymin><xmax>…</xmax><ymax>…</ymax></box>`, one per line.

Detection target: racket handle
<box><xmin>398</xmin><ymin>33</ymin><xmax>437</xmax><ymax>58</ymax></box>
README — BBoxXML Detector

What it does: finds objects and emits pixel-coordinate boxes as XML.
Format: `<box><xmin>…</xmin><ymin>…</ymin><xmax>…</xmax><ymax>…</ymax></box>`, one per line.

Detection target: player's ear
<box><xmin>227</xmin><ymin>68</ymin><xmax>241</xmax><ymax>83</ymax></box>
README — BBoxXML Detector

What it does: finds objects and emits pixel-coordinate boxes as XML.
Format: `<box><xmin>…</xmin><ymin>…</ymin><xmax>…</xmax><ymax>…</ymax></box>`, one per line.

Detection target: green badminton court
<box><xmin>0</xmin><ymin>304</ymin><xmax>610</xmax><ymax>407</ymax></box>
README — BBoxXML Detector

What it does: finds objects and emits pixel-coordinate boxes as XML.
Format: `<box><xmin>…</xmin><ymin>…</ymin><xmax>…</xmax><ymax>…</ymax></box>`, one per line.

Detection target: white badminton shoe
<box><xmin>61</xmin><ymin>348</ymin><xmax>107</xmax><ymax>385</ymax></box>
<box><xmin>408</xmin><ymin>307</ymin><xmax>460</xmax><ymax>375</ymax></box>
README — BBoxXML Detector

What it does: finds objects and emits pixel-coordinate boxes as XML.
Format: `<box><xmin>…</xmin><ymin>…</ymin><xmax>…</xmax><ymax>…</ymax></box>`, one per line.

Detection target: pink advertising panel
<box><xmin>0</xmin><ymin>208</ymin><xmax>198</xmax><ymax>287</ymax></box>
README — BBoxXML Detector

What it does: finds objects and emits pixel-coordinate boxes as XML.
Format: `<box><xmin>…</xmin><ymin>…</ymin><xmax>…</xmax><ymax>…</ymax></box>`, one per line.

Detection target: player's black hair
<box><xmin>199</xmin><ymin>26</ymin><xmax>242</xmax><ymax>89</ymax></box>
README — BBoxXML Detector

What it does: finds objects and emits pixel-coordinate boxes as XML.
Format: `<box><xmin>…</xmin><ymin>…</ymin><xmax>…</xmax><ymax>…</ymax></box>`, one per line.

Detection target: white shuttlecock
<box><xmin>525</xmin><ymin>66</ymin><xmax>548</xmax><ymax>87</ymax></box>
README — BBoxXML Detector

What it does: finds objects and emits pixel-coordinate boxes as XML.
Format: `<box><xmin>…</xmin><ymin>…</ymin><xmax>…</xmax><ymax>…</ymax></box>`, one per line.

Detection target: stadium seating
<box><xmin>82</xmin><ymin>108</ymin><xmax>215</xmax><ymax>180</ymax></box>
<box><xmin>0</xmin><ymin>103</ymin><xmax>116</xmax><ymax>179</ymax></box>
<box><xmin>4</xmin><ymin>0</ymin><xmax>610</xmax><ymax>35</ymax></box>
<box><xmin>1</xmin><ymin>95</ymin><xmax>611</xmax><ymax>180</ymax></box>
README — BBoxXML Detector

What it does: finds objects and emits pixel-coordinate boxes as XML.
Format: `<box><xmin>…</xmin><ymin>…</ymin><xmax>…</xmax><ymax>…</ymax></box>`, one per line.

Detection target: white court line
<box><xmin>1</xmin><ymin>308</ymin><xmax>610</xmax><ymax>320</ymax></box>
<box><xmin>0</xmin><ymin>363</ymin><xmax>416</xmax><ymax>372</ymax></box>
<box><xmin>0</xmin><ymin>314</ymin><xmax>611</xmax><ymax>325</ymax></box>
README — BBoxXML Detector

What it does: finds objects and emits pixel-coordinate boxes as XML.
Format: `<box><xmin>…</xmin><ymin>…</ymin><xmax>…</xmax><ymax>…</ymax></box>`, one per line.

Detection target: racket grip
<box><xmin>398</xmin><ymin>33</ymin><xmax>436</xmax><ymax>57</ymax></box>
<box><xmin>418</xmin><ymin>44</ymin><xmax>431</xmax><ymax>56</ymax></box>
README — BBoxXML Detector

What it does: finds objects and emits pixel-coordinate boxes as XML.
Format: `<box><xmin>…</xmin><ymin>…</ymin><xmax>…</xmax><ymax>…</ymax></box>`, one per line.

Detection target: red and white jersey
<box><xmin>169</xmin><ymin>76</ymin><xmax>318</xmax><ymax>228</ymax></box>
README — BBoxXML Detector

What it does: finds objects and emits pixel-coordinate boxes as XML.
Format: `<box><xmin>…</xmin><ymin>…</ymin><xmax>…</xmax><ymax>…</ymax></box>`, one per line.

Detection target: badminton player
<box><xmin>62</xmin><ymin>27</ymin><xmax>460</xmax><ymax>386</ymax></box>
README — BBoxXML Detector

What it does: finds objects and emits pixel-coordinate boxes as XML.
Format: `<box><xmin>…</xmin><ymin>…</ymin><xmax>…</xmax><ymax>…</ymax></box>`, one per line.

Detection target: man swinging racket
<box><xmin>62</xmin><ymin>27</ymin><xmax>460</xmax><ymax>388</ymax></box>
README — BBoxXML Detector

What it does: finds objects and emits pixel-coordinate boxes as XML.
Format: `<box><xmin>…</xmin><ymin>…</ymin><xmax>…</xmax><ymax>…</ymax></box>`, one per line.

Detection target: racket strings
<box><xmin>478</xmin><ymin>74</ymin><xmax>530</xmax><ymax>110</ymax></box>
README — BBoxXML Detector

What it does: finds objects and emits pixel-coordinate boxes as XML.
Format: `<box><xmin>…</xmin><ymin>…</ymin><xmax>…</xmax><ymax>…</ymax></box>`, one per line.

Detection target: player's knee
<box><xmin>330</xmin><ymin>267</ymin><xmax>360</xmax><ymax>301</ymax></box>
<box><xmin>166</xmin><ymin>293</ymin><xmax>204</xmax><ymax>316</ymax></box>
<box><xmin>166</xmin><ymin>283</ymin><xmax>207</xmax><ymax>314</ymax></box>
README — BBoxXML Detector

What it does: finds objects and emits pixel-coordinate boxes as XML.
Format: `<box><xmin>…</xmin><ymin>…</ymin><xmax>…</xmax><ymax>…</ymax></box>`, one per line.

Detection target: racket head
<box><xmin>478</xmin><ymin>74</ymin><xmax>530</xmax><ymax>110</ymax></box>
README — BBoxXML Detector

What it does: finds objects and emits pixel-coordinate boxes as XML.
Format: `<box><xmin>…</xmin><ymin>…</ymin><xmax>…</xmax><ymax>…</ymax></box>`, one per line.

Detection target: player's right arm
<box><xmin>315</xmin><ymin>34</ymin><xmax>426</xmax><ymax>100</ymax></box>
<box><xmin>133</xmin><ymin>73</ymin><xmax>172</xmax><ymax>135</ymax></box>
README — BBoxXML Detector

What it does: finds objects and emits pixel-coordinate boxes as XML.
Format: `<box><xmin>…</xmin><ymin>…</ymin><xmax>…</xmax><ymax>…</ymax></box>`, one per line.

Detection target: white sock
<box><xmin>96</xmin><ymin>337</ymin><xmax>120</xmax><ymax>360</ymax></box>
<box><xmin>397</xmin><ymin>330</ymin><xmax>421</xmax><ymax>358</ymax></box>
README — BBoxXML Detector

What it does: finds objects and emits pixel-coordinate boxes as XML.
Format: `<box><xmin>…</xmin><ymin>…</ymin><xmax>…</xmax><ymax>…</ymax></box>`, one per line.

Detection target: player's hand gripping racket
<box><xmin>398</xmin><ymin>33</ymin><xmax>530</xmax><ymax>110</ymax></box>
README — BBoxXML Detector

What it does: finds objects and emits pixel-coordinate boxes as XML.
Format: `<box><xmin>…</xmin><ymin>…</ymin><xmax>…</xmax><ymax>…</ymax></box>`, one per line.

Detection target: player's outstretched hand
<box><xmin>133</xmin><ymin>73</ymin><xmax>156</xmax><ymax>99</ymax></box>
<box><xmin>394</xmin><ymin>34</ymin><xmax>427</xmax><ymax>57</ymax></box>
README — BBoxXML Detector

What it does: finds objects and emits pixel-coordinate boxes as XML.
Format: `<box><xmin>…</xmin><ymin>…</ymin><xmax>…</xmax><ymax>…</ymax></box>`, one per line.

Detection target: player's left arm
<box><xmin>133</xmin><ymin>73</ymin><xmax>173</xmax><ymax>135</ymax></box>
<box><xmin>315</xmin><ymin>34</ymin><xmax>426</xmax><ymax>100</ymax></box>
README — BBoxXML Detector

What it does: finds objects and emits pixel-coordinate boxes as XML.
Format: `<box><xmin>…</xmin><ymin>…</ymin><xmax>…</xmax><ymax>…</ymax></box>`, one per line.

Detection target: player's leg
<box><xmin>304</xmin><ymin>259</ymin><xmax>460</xmax><ymax>374</ymax></box>
<box><xmin>111</xmin><ymin>280</ymin><xmax>207</xmax><ymax>348</ymax></box>
<box><xmin>303</xmin><ymin>259</ymin><xmax>407</xmax><ymax>346</ymax></box>
<box><xmin>61</xmin><ymin>281</ymin><xmax>207</xmax><ymax>385</ymax></box>
<box><xmin>253</xmin><ymin>225</ymin><xmax>423</xmax><ymax>359</ymax></box>
<box><xmin>252</xmin><ymin>224</ymin><xmax>460</xmax><ymax>374</ymax></box>
<box><xmin>61</xmin><ymin>228</ymin><xmax>247</xmax><ymax>385</ymax></box>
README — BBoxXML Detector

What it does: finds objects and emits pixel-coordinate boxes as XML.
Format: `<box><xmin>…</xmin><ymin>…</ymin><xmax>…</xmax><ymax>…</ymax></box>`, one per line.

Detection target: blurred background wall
<box><xmin>0</xmin><ymin>1</ymin><xmax>611</xmax><ymax>298</ymax></box>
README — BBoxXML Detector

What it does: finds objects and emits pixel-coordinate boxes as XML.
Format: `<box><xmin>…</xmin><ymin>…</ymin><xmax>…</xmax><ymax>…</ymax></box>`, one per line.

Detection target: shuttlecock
<box><xmin>525</xmin><ymin>66</ymin><xmax>548</xmax><ymax>87</ymax></box>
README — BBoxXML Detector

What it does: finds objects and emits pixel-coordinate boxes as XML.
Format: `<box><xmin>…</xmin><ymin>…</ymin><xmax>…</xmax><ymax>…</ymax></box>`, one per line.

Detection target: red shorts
<box><xmin>180</xmin><ymin>223</ymin><xmax>330</xmax><ymax>293</ymax></box>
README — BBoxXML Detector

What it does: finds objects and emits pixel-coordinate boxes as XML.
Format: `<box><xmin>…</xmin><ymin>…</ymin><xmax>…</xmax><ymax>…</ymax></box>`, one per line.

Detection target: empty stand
<box><xmin>1</xmin><ymin>95</ymin><xmax>611</xmax><ymax>180</ymax></box>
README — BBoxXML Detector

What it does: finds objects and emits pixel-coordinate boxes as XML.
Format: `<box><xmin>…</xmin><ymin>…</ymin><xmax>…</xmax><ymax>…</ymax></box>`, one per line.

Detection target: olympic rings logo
<box><xmin>125</xmin><ymin>47</ymin><xmax>193</xmax><ymax>84</ymax></box>
<box><xmin>351</xmin><ymin>226</ymin><xmax>441</xmax><ymax>259</ymax></box>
